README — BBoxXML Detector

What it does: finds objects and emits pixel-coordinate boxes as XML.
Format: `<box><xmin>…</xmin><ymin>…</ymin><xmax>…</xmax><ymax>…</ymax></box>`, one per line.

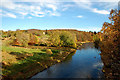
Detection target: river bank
<box><xmin>2</xmin><ymin>45</ymin><xmax>76</xmax><ymax>79</ymax></box>
<box><xmin>2</xmin><ymin>40</ymin><xmax>93</xmax><ymax>79</ymax></box>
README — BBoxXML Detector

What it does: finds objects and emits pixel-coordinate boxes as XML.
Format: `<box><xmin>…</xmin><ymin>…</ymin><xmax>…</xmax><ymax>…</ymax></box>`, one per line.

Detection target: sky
<box><xmin>0</xmin><ymin>0</ymin><xmax>119</xmax><ymax>32</ymax></box>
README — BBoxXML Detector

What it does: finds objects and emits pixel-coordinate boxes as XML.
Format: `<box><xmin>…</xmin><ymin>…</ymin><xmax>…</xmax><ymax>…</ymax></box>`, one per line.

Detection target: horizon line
<box><xmin>0</xmin><ymin>28</ymin><xmax>100</xmax><ymax>32</ymax></box>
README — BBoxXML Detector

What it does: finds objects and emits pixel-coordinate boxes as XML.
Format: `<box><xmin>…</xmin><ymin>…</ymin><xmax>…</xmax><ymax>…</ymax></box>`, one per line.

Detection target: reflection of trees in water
<box><xmin>64</xmin><ymin>51</ymin><xmax>76</xmax><ymax>62</ymax></box>
<box><xmin>79</xmin><ymin>42</ymin><xmax>94</xmax><ymax>50</ymax></box>
<box><xmin>95</xmin><ymin>42</ymin><xmax>120</xmax><ymax>78</ymax></box>
<box><xmin>94</xmin><ymin>41</ymin><xmax>100</xmax><ymax>49</ymax></box>
<box><xmin>94</xmin><ymin>39</ymin><xmax>120</xmax><ymax>78</ymax></box>
<box><xmin>100</xmin><ymin>47</ymin><xmax>120</xmax><ymax>79</ymax></box>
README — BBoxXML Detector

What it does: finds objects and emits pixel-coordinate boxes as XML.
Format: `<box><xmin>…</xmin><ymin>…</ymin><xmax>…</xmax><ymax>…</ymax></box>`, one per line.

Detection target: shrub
<box><xmin>59</xmin><ymin>31</ymin><xmax>77</xmax><ymax>48</ymax></box>
<box><xmin>46</xmin><ymin>49</ymin><xmax>53</xmax><ymax>55</ymax></box>
<box><xmin>29</xmin><ymin>34</ymin><xmax>39</xmax><ymax>45</ymax></box>
<box><xmin>49</xmin><ymin>31</ymin><xmax>77</xmax><ymax>48</ymax></box>
<box><xmin>15</xmin><ymin>32</ymin><xmax>30</xmax><ymax>47</ymax></box>
<box><xmin>93</xmin><ymin>34</ymin><xmax>100</xmax><ymax>42</ymax></box>
<box><xmin>93</xmin><ymin>34</ymin><xmax>100</xmax><ymax>48</ymax></box>
<box><xmin>5</xmin><ymin>39</ymin><xmax>14</xmax><ymax>46</ymax></box>
<box><xmin>49</xmin><ymin>31</ymin><xmax>60</xmax><ymax>47</ymax></box>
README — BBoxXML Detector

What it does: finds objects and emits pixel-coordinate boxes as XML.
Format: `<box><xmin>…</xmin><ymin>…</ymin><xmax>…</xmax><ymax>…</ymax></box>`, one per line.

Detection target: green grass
<box><xmin>2</xmin><ymin>45</ymin><xmax>62</xmax><ymax>79</ymax></box>
<box><xmin>2</xmin><ymin>41</ymin><xmax>72</xmax><ymax>79</ymax></box>
<box><xmin>37</xmin><ymin>34</ymin><xmax>50</xmax><ymax>39</ymax></box>
<box><xmin>2</xmin><ymin>53</ymin><xmax>51</xmax><ymax>76</ymax></box>
<box><xmin>2</xmin><ymin>45</ymin><xmax>46</xmax><ymax>54</ymax></box>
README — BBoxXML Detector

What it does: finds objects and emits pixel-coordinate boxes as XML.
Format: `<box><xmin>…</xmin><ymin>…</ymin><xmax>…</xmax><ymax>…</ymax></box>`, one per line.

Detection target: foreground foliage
<box><xmin>99</xmin><ymin>9</ymin><xmax>120</xmax><ymax>79</ymax></box>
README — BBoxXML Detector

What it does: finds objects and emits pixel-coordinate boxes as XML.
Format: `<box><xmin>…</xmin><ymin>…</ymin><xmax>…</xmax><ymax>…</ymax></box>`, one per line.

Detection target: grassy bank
<box><xmin>2</xmin><ymin>45</ymin><xmax>76</xmax><ymax>79</ymax></box>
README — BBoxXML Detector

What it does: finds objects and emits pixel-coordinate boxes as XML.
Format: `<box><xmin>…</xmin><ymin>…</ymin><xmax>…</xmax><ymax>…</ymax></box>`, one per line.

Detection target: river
<box><xmin>31</xmin><ymin>43</ymin><xmax>104</xmax><ymax>78</ymax></box>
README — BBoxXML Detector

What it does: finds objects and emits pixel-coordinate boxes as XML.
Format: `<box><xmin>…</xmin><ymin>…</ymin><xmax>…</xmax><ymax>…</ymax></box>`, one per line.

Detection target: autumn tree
<box><xmin>59</xmin><ymin>31</ymin><xmax>77</xmax><ymax>48</ymax></box>
<box><xmin>29</xmin><ymin>34</ymin><xmax>39</xmax><ymax>45</ymax></box>
<box><xmin>100</xmin><ymin>9</ymin><xmax>120</xmax><ymax>79</ymax></box>
<box><xmin>100</xmin><ymin>9</ymin><xmax>120</xmax><ymax>54</ymax></box>
<box><xmin>7</xmin><ymin>30</ymin><xmax>12</xmax><ymax>37</ymax></box>
<box><xmin>49</xmin><ymin>31</ymin><xmax>77</xmax><ymax>48</ymax></box>
<box><xmin>15</xmin><ymin>32</ymin><xmax>30</xmax><ymax>47</ymax></box>
<box><xmin>49</xmin><ymin>31</ymin><xmax>60</xmax><ymax>47</ymax></box>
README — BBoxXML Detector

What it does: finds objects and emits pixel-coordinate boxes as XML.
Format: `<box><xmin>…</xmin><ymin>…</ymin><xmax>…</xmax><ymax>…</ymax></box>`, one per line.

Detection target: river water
<box><xmin>31</xmin><ymin>43</ymin><xmax>104</xmax><ymax>78</ymax></box>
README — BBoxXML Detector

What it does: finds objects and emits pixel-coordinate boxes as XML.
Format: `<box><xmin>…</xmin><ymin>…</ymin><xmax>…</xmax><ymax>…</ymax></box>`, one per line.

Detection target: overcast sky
<box><xmin>0</xmin><ymin>0</ymin><xmax>119</xmax><ymax>32</ymax></box>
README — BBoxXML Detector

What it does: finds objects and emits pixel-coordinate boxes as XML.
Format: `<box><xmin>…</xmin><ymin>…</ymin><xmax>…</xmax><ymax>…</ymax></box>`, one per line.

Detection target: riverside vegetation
<box><xmin>1</xmin><ymin>29</ymin><xmax>94</xmax><ymax>79</ymax></box>
<box><xmin>99</xmin><ymin>9</ymin><xmax>120</xmax><ymax>79</ymax></box>
<box><xmin>93</xmin><ymin>9</ymin><xmax>120</xmax><ymax>79</ymax></box>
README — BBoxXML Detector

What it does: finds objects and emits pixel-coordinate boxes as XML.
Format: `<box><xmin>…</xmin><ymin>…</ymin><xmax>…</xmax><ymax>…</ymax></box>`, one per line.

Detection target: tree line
<box><xmin>1</xmin><ymin>29</ymin><xmax>95</xmax><ymax>48</ymax></box>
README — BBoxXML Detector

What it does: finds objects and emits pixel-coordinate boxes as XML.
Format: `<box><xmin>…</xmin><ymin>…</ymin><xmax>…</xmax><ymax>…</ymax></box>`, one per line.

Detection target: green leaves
<box><xmin>49</xmin><ymin>31</ymin><xmax>77</xmax><ymax>48</ymax></box>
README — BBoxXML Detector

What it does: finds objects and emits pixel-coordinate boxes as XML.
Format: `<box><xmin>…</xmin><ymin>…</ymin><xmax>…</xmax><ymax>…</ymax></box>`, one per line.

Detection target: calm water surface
<box><xmin>31</xmin><ymin>43</ymin><xmax>104</xmax><ymax>78</ymax></box>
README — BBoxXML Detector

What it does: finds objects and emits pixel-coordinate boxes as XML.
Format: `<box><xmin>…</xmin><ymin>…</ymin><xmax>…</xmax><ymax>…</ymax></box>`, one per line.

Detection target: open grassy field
<box><xmin>2</xmin><ymin>40</ymin><xmax>76</xmax><ymax>79</ymax></box>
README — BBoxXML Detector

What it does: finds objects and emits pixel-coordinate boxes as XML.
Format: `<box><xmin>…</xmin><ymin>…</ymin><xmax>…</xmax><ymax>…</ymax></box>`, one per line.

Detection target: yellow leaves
<box><xmin>37</xmin><ymin>62</ymin><xmax>40</xmax><ymax>64</ymax></box>
<box><xmin>46</xmin><ymin>49</ymin><xmax>53</xmax><ymax>55</ymax></box>
<box><xmin>70</xmin><ymin>49</ymin><xmax>76</xmax><ymax>53</ymax></box>
<box><xmin>102</xmin><ymin>70</ymin><xmax>105</xmax><ymax>72</ymax></box>
<box><xmin>35</xmin><ymin>35</ymin><xmax>39</xmax><ymax>43</ymax></box>
<box><xmin>50</xmin><ymin>57</ymin><xmax>53</xmax><ymax>60</ymax></box>
<box><xmin>57</xmin><ymin>60</ymin><xmax>61</xmax><ymax>63</ymax></box>
<box><xmin>29</xmin><ymin>34</ymin><xmax>39</xmax><ymax>45</ymax></box>
<box><xmin>45</xmin><ymin>65</ymin><xmax>48</xmax><ymax>68</ymax></box>
<box><xmin>101</xmin><ymin>9</ymin><xmax>120</xmax><ymax>42</ymax></box>
<box><xmin>101</xmin><ymin>26</ymin><xmax>105</xmax><ymax>31</ymax></box>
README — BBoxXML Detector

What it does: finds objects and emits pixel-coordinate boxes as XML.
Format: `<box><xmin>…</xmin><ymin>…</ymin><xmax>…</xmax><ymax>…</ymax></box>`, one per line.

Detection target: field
<box><xmin>2</xmin><ymin>39</ymin><xmax>76</xmax><ymax>79</ymax></box>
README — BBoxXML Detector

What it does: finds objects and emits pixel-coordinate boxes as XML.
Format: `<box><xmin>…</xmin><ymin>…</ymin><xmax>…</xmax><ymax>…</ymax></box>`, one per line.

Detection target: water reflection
<box><xmin>93</xmin><ymin>40</ymin><xmax>120</xmax><ymax>79</ymax></box>
<box><xmin>79</xmin><ymin>42</ymin><xmax>94</xmax><ymax>50</ymax></box>
<box><xmin>64</xmin><ymin>51</ymin><xmax>76</xmax><ymax>62</ymax></box>
<box><xmin>100</xmin><ymin>50</ymin><xmax>120</xmax><ymax>79</ymax></box>
<box><xmin>31</xmin><ymin>43</ymin><xmax>104</xmax><ymax>78</ymax></box>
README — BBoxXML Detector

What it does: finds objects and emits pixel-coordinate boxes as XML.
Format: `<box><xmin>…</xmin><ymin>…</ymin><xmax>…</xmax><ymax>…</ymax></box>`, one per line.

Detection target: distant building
<box><xmin>43</xmin><ymin>32</ymin><xmax>45</xmax><ymax>35</ymax></box>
